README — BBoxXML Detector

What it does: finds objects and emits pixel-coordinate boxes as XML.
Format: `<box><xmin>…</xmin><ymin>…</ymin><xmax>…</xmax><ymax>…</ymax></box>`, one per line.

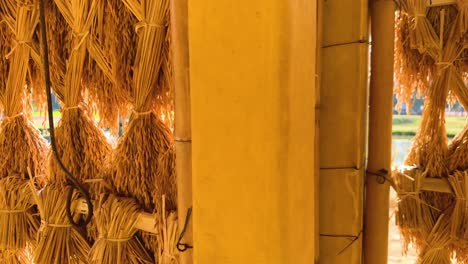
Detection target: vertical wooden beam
<box><xmin>171</xmin><ymin>1</ymin><xmax>193</xmax><ymax>263</ymax></box>
<box><xmin>363</xmin><ymin>0</ymin><xmax>395</xmax><ymax>263</ymax></box>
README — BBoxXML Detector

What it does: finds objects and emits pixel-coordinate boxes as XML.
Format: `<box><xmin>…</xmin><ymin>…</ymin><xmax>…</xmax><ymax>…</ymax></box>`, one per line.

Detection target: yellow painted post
<box><xmin>171</xmin><ymin>1</ymin><xmax>193</xmax><ymax>263</ymax></box>
<box><xmin>188</xmin><ymin>1</ymin><xmax>317</xmax><ymax>263</ymax></box>
<box><xmin>315</xmin><ymin>1</ymin><xmax>323</xmax><ymax>262</ymax></box>
<box><xmin>363</xmin><ymin>0</ymin><xmax>395</xmax><ymax>263</ymax></box>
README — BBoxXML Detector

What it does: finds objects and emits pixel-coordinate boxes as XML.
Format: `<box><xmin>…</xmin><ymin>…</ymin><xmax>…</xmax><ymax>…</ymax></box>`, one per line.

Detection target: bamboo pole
<box><xmin>363</xmin><ymin>0</ymin><xmax>395</xmax><ymax>263</ymax></box>
<box><xmin>429</xmin><ymin>0</ymin><xmax>457</xmax><ymax>6</ymax></box>
<box><xmin>171</xmin><ymin>0</ymin><xmax>193</xmax><ymax>263</ymax></box>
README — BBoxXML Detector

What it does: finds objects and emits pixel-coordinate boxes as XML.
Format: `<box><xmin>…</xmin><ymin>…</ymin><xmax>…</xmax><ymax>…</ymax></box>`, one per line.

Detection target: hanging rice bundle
<box><xmin>108</xmin><ymin>0</ymin><xmax>136</xmax><ymax>104</ymax></box>
<box><xmin>108</xmin><ymin>112</ymin><xmax>176</xmax><ymax>252</ymax></box>
<box><xmin>0</xmin><ymin>1</ymin><xmax>48</xmax><ymax>261</ymax></box>
<box><xmin>393</xmin><ymin>167</ymin><xmax>454</xmax><ymax>256</ymax></box>
<box><xmin>447</xmin><ymin>171</ymin><xmax>468</xmax><ymax>262</ymax></box>
<box><xmin>393</xmin><ymin>9</ymin><xmax>468</xmax><ymax>263</ymax></box>
<box><xmin>0</xmin><ymin>177</ymin><xmax>39</xmax><ymax>256</ymax></box>
<box><xmin>42</xmin><ymin>0</ymin><xmax>69</xmax><ymax>104</ymax></box>
<box><xmin>404</xmin><ymin>12</ymin><xmax>465</xmax><ymax>178</ymax></box>
<box><xmin>403</xmin><ymin>0</ymin><xmax>441</xmax><ymax>59</ymax></box>
<box><xmin>0</xmin><ymin>18</ymin><xmax>11</xmax><ymax>111</ymax></box>
<box><xmin>404</xmin><ymin>70</ymin><xmax>449</xmax><ymax>178</ymax></box>
<box><xmin>417</xmin><ymin>214</ymin><xmax>453</xmax><ymax>264</ymax></box>
<box><xmin>45</xmin><ymin>0</ymin><xmax>111</xmax><ymax>189</ymax></box>
<box><xmin>34</xmin><ymin>0</ymin><xmax>110</xmax><ymax>252</ymax></box>
<box><xmin>458</xmin><ymin>0</ymin><xmax>468</xmax><ymax>34</ymax></box>
<box><xmin>107</xmin><ymin>0</ymin><xmax>177</xmax><ymax>254</ymax></box>
<box><xmin>85</xmin><ymin>0</ymin><xmax>135</xmax><ymax>133</ymax></box>
<box><xmin>393</xmin><ymin>168</ymin><xmax>430</xmax><ymax>252</ymax></box>
<box><xmin>33</xmin><ymin>184</ymin><xmax>90</xmax><ymax>264</ymax></box>
<box><xmin>0</xmin><ymin>115</ymin><xmax>48</xmax><ymax>183</ymax></box>
<box><xmin>394</xmin><ymin>10</ymin><xmax>435</xmax><ymax>113</ymax></box>
<box><xmin>89</xmin><ymin>195</ymin><xmax>152</xmax><ymax>264</ymax></box>
<box><xmin>444</xmin><ymin>44</ymin><xmax>468</xmax><ymax>172</ymax></box>
<box><xmin>48</xmin><ymin>107</ymin><xmax>111</xmax><ymax>187</ymax></box>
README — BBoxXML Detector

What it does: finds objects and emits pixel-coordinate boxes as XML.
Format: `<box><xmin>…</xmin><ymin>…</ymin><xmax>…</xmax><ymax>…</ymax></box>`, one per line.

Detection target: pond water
<box><xmin>392</xmin><ymin>139</ymin><xmax>412</xmax><ymax>166</ymax></box>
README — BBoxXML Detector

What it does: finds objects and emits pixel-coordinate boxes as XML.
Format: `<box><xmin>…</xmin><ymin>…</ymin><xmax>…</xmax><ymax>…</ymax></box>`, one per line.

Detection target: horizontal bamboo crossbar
<box><xmin>421</xmin><ymin>178</ymin><xmax>452</xmax><ymax>193</ymax></box>
<box><xmin>74</xmin><ymin>199</ymin><xmax>159</xmax><ymax>233</ymax></box>
<box><xmin>29</xmin><ymin>196</ymin><xmax>159</xmax><ymax>233</ymax></box>
<box><xmin>428</xmin><ymin>0</ymin><xmax>457</xmax><ymax>6</ymax></box>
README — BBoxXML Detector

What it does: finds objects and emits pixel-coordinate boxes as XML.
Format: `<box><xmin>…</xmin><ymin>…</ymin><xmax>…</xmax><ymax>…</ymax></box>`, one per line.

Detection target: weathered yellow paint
<box><xmin>319</xmin><ymin>169</ymin><xmax>364</xmax><ymax>264</ymax></box>
<box><xmin>320</xmin><ymin>43</ymin><xmax>368</xmax><ymax>169</ymax></box>
<box><xmin>322</xmin><ymin>0</ymin><xmax>368</xmax><ymax>47</ymax></box>
<box><xmin>189</xmin><ymin>1</ymin><xmax>317</xmax><ymax>263</ymax></box>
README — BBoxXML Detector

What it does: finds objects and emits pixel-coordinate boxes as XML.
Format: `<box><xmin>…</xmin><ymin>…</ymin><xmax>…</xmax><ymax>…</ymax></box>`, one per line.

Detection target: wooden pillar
<box><xmin>188</xmin><ymin>1</ymin><xmax>317</xmax><ymax>263</ymax></box>
<box><xmin>171</xmin><ymin>1</ymin><xmax>193</xmax><ymax>263</ymax></box>
<box><xmin>363</xmin><ymin>0</ymin><xmax>395</xmax><ymax>263</ymax></box>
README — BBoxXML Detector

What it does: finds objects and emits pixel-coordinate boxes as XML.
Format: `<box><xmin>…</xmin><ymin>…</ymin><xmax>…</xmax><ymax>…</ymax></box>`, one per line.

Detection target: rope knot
<box><xmin>100</xmin><ymin>236</ymin><xmax>132</xmax><ymax>243</ymax></box>
<box><xmin>2</xmin><ymin>112</ymin><xmax>24</xmax><ymax>124</ymax></box>
<box><xmin>40</xmin><ymin>220</ymin><xmax>72</xmax><ymax>228</ymax></box>
<box><xmin>135</xmin><ymin>21</ymin><xmax>167</xmax><ymax>33</ymax></box>
<box><xmin>72</xmin><ymin>31</ymin><xmax>89</xmax><ymax>51</ymax></box>
<box><xmin>133</xmin><ymin>110</ymin><xmax>153</xmax><ymax>117</ymax></box>
<box><xmin>61</xmin><ymin>105</ymin><xmax>84</xmax><ymax>112</ymax></box>
<box><xmin>435</xmin><ymin>61</ymin><xmax>453</xmax><ymax>71</ymax></box>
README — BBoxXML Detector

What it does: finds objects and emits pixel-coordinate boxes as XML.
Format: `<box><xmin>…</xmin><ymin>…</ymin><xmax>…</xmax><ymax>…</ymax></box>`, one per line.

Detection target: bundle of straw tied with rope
<box><xmin>393</xmin><ymin>0</ymin><xmax>468</xmax><ymax>263</ymax></box>
<box><xmin>0</xmin><ymin>0</ymin><xmax>179</xmax><ymax>263</ymax></box>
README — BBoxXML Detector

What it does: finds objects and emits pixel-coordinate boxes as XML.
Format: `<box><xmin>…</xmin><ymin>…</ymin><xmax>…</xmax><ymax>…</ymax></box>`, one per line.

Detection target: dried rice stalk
<box><xmin>0</xmin><ymin>20</ymin><xmax>12</xmax><ymax>113</ymax></box>
<box><xmin>156</xmin><ymin>196</ymin><xmax>178</xmax><ymax>264</ymax></box>
<box><xmin>48</xmin><ymin>107</ymin><xmax>110</xmax><ymax>186</ymax></box>
<box><xmin>0</xmin><ymin>1</ymin><xmax>48</xmax><ymax>261</ymax></box>
<box><xmin>85</xmin><ymin>0</ymin><xmax>135</xmax><ymax>132</ymax></box>
<box><xmin>108</xmin><ymin>112</ymin><xmax>176</xmax><ymax>254</ymax></box>
<box><xmin>1</xmin><ymin>1</ymin><xmax>39</xmax><ymax>118</ymax></box>
<box><xmin>108</xmin><ymin>112</ymin><xmax>176</xmax><ymax>214</ymax></box>
<box><xmin>47</xmin><ymin>0</ymin><xmax>111</xmax><ymax>185</ymax></box>
<box><xmin>33</xmin><ymin>184</ymin><xmax>90</xmax><ymax>264</ymax></box>
<box><xmin>394</xmin><ymin>10</ymin><xmax>434</xmax><ymax>113</ymax></box>
<box><xmin>393</xmin><ymin>3</ymin><xmax>462</xmax><ymax>113</ymax></box>
<box><xmin>458</xmin><ymin>0</ymin><xmax>468</xmax><ymax>34</ymax></box>
<box><xmin>406</xmin><ymin>14</ymin><xmax>465</xmax><ymax>178</ymax></box>
<box><xmin>403</xmin><ymin>0</ymin><xmax>441</xmax><ymax>59</ymax></box>
<box><xmin>447</xmin><ymin>122</ymin><xmax>468</xmax><ymax>172</ymax></box>
<box><xmin>89</xmin><ymin>195</ymin><xmax>152</xmax><ymax>264</ymax></box>
<box><xmin>0</xmin><ymin>114</ymin><xmax>47</xmax><ymax>183</ymax></box>
<box><xmin>0</xmin><ymin>177</ymin><xmax>39</xmax><ymax>260</ymax></box>
<box><xmin>393</xmin><ymin>168</ymin><xmax>437</xmax><ymax>253</ymax></box>
<box><xmin>405</xmin><ymin>77</ymin><xmax>448</xmax><ymax>178</ymax></box>
<box><xmin>108</xmin><ymin>0</ymin><xmax>176</xmax><ymax>254</ymax></box>
<box><xmin>417</xmin><ymin>214</ymin><xmax>452</xmax><ymax>264</ymax></box>
<box><xmin>43</xmin><ymin>0</ymin><xmax>111</xmax><ymax>245</ymax></box>
<box><xmin>42</xmin><ymin>0</ymin><xmax>69</xmax><ymax>103</ymax></box>
<box><xmin>445</xmin><ymin>82</ymin><xmax>468</xmax><ymax>170</ymax></box>
<box><xmin>46</xmin><ymin>106</ymin><xmax>110</xmax><ymax>242</ymax></box>
<box><xmin>0</xmin><ymin>249</ymin><xmax>31</xmax><ymax>264</ymax></box>
<box><xmin>447</xmin><ymin>171</ymin><xmax>468</xmax><ymax>263</ymax></box>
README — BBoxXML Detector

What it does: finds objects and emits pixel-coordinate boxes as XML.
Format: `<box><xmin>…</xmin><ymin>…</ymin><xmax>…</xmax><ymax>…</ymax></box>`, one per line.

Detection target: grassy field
<box><xmin>32</xmin><ymin>111</ymin><xmax>61</xmax><ymax>117</ymax></box>
<box><xmin>393</xmin><ymin>115</ymin><xmax>466</xmax><ymax>138</ymax></box>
